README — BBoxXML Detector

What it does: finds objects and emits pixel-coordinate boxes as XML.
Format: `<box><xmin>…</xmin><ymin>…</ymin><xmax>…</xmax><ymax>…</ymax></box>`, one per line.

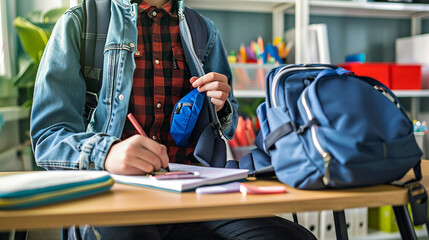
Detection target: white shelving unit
<box><xmin>0</xmin><ymin>106</ymin><xmax>31</xmax><ymax>171</ymax></box>
<box><xmin>187</xmin><ymin>0</ymin><xmax>429</xmax><ymax>15</ymax></box>
<box><xmin>187</xmin><ymin>0</ymin><xmax>429</xmax><ymax>61</ymax></box>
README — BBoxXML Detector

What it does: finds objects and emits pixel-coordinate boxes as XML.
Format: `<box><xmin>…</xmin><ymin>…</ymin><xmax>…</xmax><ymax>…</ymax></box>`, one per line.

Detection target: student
<box><xmin>30</xmin><ymin>0</ymin><xmax>316</xmax><ymax>239</ymax></box>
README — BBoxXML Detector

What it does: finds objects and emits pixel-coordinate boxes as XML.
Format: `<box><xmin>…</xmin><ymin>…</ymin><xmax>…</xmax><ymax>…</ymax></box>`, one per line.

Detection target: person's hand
<box><xmin>190</xmin><ymin>72</ymin><xmax>231</xmax><ymax>111</ymax></box>
<box><xmin>104</xmin><ymin>135</ymin><xmax>169</xmax><ymax>175</ymax></box>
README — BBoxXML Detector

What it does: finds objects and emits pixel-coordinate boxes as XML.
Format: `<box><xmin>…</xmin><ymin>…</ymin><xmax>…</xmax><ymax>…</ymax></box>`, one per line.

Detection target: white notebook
<box><xmin>111</xmin><ymin>163</ymin><xmax>249</xmax><ymax>192</ymax></box>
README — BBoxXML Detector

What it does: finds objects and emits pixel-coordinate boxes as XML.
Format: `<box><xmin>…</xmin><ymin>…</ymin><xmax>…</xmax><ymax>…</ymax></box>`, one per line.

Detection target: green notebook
<box><xmin>0</xmin><ymin>171</ymin><xmax>114</xmax><ymax>209</ymax></box>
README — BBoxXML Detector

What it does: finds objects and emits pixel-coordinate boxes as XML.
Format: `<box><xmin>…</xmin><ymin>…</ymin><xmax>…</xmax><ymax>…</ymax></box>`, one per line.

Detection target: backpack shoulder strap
<box><xmin>81</xmin><ymin>0</ymin><xmax>111</xmax><ymax>123</ymax></box>
<box><xmin>183</xmin><ymin>7</ymin><xmax>220</xmax><ymax>133</ymax></box>
<box><xmin>184</xmin><ymin>7</ymin><xmax>208</xmax><ymax>62</ymax></box>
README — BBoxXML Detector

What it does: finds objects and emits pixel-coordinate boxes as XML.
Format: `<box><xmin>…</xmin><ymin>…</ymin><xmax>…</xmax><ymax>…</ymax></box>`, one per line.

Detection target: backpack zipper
<box><xmin>174</xmin><ymin>102</ymin><xmax>193</xmax><ymax>114</ymax></box>
<box><xmin>271</xmin><ymin>66</ymin><xmax>330</xmax><ymax>108</ymax></box>
<box><xmin>301</xmin><ymin>88</ymin><xmax>332</xmax><ymax>186</ymax></box>
<box><xmin>374</xmin><ymin>85</ymin><xmax>400</xmax><ymax>109</ymax></box>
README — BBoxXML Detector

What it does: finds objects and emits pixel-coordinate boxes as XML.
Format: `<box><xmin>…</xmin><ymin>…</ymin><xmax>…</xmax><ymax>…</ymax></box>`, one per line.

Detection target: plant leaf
<box><xmin>12</xmin><ymin>60</ymin><xmax>38</xmax><ymax>88</ymax></box>
<box><xmin>21</xmin><ymin>99</ymin><xmax>34</xmax><ymax>109</ymax></box>
<box><xmin>13</xmin><ymin>16</ymin><xmax>49</xmax><ymax>63</ymax></box>
<box><xmin>25</xmin><ymin>10</ymin><xmax>43</xmax><ymax>23</ymax></box>
<box><xmin>43</xmin><ymin>8</ymin><xmax>68</xmax><ymax>23</ymax></box>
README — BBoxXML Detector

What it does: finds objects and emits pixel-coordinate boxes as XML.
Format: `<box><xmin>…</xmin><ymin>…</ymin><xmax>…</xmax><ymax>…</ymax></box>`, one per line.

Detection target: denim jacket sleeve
<box><xmin>201</xmin><ymin>18</ymin><xmax>238</xmax><ymax>140</ymax></box>
<box><xmin>30</xmin><ymin>7</ymin><xmax>119</xmax><ymax>170</ymax></box>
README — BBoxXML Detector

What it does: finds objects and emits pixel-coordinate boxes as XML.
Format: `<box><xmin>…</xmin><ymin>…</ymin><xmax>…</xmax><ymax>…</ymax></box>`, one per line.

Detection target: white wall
<box><xmin>18</xmin><ymin>0</ymin><xmax>69</xmax><ymax>17</ymax></box>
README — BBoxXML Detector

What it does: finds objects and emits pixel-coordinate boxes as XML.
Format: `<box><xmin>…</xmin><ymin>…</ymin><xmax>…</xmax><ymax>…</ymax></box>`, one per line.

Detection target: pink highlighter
<box><xmin>239</xmin><ymin>183</ymin><xmax>286</xmax><ymax>195</ymax></box>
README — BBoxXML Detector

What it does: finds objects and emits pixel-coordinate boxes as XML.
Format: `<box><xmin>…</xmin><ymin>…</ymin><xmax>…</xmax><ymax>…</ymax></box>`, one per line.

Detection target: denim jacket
<box><xmin>30</xmin><ymin>0</ymin><xmax>238</xmax><ymax>170</ymax></box>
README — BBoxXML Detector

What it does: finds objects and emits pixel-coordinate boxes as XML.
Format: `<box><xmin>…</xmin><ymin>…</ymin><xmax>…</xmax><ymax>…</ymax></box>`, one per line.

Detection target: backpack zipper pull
<box><xmin>322</xmin><ymin>152</ymin><xmax>332</xmax><ymax>185</ymax></box>
<box><xmin>174</xmin><ymin>103</ymin><xmax>182</xmax><ymax>114</ymax></box>
<box><xmin>174</xmin><ymin>103</ymin><xmax>193</xmax><ymax>114</ymax></box>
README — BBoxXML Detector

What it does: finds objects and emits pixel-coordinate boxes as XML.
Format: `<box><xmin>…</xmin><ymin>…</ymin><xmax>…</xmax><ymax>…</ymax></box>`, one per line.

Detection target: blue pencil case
<box><xmin>170</xmin><ymin>88</ymin><xmax>206</xmax><ymax>147</ymax></box>
<box><xmin>0</xmin><ymin>171</ymin><xmax>114</xmax><ymax>209</ymax></box>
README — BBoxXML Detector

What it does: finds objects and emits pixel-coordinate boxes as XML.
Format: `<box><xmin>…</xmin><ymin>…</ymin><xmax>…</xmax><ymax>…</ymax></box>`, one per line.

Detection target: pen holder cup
<box><xmin>230</xmin><ymin>145</ymin><xmax>256</xmax><ymax>161</ymax></box>
<box><xmin>231</xmin><ymin>65</ymin><xmax>273</xmax><ymax>90</ymax></box>
<box><xmin>414</xmin><ymin>132</ymin><xmax>426</xmax><ymax>158</ymax></box>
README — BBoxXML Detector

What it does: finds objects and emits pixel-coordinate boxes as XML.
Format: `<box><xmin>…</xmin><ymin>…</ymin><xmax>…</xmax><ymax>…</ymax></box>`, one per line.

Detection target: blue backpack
<box><xmin>242</xmin><ymin>64</ymin><xmax>423</xmax><ymax>190</ymax></box>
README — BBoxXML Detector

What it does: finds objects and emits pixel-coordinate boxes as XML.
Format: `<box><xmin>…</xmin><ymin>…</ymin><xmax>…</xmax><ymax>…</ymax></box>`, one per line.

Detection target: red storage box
<box><xmin>390</xmin><ymin>64</ymin><xmax>421</xmax><ymax>90</ymax></box>
<box><xmin>339</xmin><ymin>63</ymin><xmax>391</xmax><ymax>88</ymax></box>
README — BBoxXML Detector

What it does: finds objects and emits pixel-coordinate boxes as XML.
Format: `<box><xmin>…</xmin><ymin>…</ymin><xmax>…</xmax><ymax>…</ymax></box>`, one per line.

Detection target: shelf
<box><xmin>0</xmin><ymin>145</ymin><xmax>21</xmax><ymax>165</ymax></box>
<box><xmin>234</xmin><ymin>89</ymin><xmax>429</xmax><ymax>98</ymax></box>
<box><xmin>0</xmin><ymin>106</ymin><xmax>30</xmax><ymax>122</ymax></box>
<box><xmin>187</xmin><ymin>0</ymin><xmax>429</xmax><ymax>18</ymax></box>
<box><xmin>230</xmin><ymin>63</ymin><xmax>278</xmax><ymax>69</ymax></box>
<box><xmin>186</xmin><ymin>0</ymin><xmax>294</xmax><ymax>13</ymax></box>
<box><xmin>392</xmin><ymin>89</ymin><xmax>429</xmax><ymax>97</ymax></box>
<box><xmin>234</xmin><ymin>90</ymin><xmax>266</xmax><ymax>98</ymax></box>
<box><xmin>310</xmin><ymin>0</ymin><xmax>429</xmax><ymax>18</ymax></box>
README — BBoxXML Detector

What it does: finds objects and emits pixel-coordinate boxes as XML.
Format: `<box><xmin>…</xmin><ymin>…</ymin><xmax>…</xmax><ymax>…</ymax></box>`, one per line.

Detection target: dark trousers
<box><xmin>69</xmin><ymin>216</ymin><xmax>316</xmax><ymax>240</ymax></box>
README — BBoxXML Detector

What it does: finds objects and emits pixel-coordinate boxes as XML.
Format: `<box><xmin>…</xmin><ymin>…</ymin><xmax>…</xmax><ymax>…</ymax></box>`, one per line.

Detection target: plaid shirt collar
<box><xmin>138</xmin><ymin>0</ymin><xmax>177</xmax><ymax>18</ymax></box>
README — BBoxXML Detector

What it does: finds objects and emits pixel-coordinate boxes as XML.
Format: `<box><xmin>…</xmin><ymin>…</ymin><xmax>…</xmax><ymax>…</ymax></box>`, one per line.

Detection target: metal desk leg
<box><xmin>292</xmin><ymin>213</ymin><xmax>299</xmax><ymax>223</ymax></box>
<box><xmin>13</xmin><ymin>230</ymin><xmax>27</xmax><ymax>240</ymax></box>
<box><xmin>333</xmin><ymin>210</ymin><xmax>349</xmax><ymax>240</ymax></box>
<box><xmin>393</xmin><ymin>205</ymin><xmax>418</xmax><ymax>240</ymax></box>
<box><xmin>0</xmin><ymin>230</ymin><xmax>27</xmax><ymax>240</ymax></box>
<box><xmin>0</xmin><ymin>232</ymin><xmax>9</xmax><ymax>240</ymax></box>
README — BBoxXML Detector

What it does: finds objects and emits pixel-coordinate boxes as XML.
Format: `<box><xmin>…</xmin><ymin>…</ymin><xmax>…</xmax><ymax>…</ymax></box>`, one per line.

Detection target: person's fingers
<box><xmin>139</xmin><ymin>136</ymin><xmax>169</xmax><ymax>169</ymax></box>
<box><xmin>105</xmin><ymin>142</ymin><xmax>149</xmax><ymax>175</ymax></box>
<box><xmin>116</xmin><ymin>164</ymin><xmax>149</xmax><ymax>175</ymax></box>
<box><xmin>133</xmin><ymin>149</ymin><xmax>162</xmax><ymax>171</ymax></box>
<box><xmin>126</xmin><ymin>166</ymin><xmax>150</xmax><ymax>175</ymax></box>
<box><xmin>135</xmin><ymin>136</ymin><xmax>169</xmax><ymax>170</ymax></box>
<box><xmin>210</xmin><ymin>98</ymin><xmax>226</xmax><ymax>109</ymax></box>
<box><xmin>197</xmin><ymin>81</ymin><xmax>230</xmax><ymax>93</ymax></box>
<box><xmin>114</xmin><ymin>135</ymin><xmax>167</xmax><ymax>173</ymax></box>
<box><xmin>206</xmin><ymin>90</ymin><xmax>228</xmax><ymax>101</ymax></box>
<box><xmin>192</xmin><ymin>72</ymin><xmax>227</xmax><ymax>88</ymax></box>
<box><xmin>158</xmin><ymin>144</ymin><xmax>169</xmax><ymax>168</ymax></box>
<box><xmin>189</xmin><ymin>76</ymin><xmax>199</xmax><ymax>85</ymax></box>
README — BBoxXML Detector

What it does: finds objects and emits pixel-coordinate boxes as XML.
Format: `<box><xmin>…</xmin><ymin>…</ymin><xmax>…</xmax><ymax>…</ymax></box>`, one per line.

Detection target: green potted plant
<box><xmin>12</xmin><ymin>7</ymin><xmax>67</xmax><ymax>108</ymax></box>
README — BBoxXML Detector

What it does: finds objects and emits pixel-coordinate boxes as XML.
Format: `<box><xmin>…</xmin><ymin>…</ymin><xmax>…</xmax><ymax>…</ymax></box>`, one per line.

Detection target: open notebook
<box><xmin>111</xmin><ymin>163</ymin><xmax>249</xmax><ymax>192</ymax></box>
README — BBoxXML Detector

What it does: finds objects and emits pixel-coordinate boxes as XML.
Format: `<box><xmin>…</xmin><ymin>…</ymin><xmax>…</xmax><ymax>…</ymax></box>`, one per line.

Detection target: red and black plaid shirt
<box><xmin>121</xmin><ymin>1</ymin><xmax>195</xmax><ymax>164</ymax></box>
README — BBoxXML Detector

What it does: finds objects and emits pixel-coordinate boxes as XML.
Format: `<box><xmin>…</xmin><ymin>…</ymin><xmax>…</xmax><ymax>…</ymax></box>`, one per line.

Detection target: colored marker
<box><xmin>150</xmin><ymin>172</ymin><xmax>200</xmax><ymax>180</ymax></box>
<box><xmin>127</xmin><ymin>113</ymin><xmax>147</xmax><ymax>137</ymax></box>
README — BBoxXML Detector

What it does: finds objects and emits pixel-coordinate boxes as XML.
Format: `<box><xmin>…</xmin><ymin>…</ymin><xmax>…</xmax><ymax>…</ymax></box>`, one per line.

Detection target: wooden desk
<box><xmin>0</xmin><ymin>161</ymin><xmax>427</xmax><ymax>236</ymax></box>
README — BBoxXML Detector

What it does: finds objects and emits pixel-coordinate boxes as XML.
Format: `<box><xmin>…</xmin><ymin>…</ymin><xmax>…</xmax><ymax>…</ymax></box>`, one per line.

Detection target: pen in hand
<box><xmin>127</xmin><ymin>113</ymin><xmax>147</xmax><ymax>137</ymax></box>
<box><xmin>127</xmin><ymin>113</ymin><xmax>170</xmax><ymax>172</ymax></box>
